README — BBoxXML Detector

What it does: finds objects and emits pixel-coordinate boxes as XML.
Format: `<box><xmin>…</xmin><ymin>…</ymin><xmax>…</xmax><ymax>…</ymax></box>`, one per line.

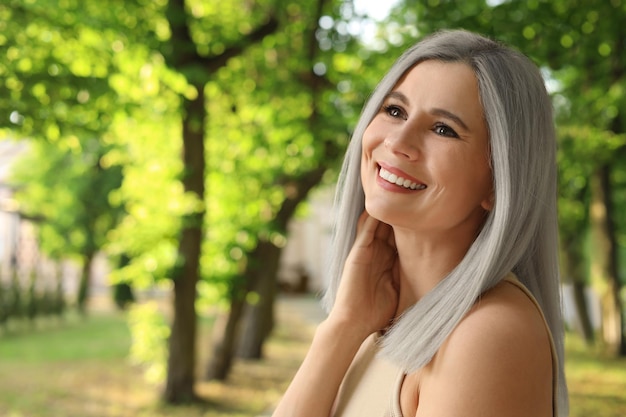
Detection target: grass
<box><xmin>565</xmin><ymin>332</ymin><xmax>626</xmax><ymax>417</ymax></box>
<box><xmin>0</xmin><ymin>299</ymin><xmax>314</xmax><ymax>417</ymax></box>
<box><xmin>0</xmin><ymin>300</ymin><xmax>625</xmax><ymax>416</ymax></box>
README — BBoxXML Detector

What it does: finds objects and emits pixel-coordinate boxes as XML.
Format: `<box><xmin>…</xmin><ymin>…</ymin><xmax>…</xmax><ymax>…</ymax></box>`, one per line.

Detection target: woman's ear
<box><xmin>481</xmin><ymin>190</ymin><xmax>495</xmax><ymax>211</ymax></box>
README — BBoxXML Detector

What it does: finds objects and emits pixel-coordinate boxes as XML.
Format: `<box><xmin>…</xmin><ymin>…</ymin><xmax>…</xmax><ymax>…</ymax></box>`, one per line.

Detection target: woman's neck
<box><xmin>392</xmin><ymin>226</ymin><xmax>477</xmax><ymax>316</ymax></box>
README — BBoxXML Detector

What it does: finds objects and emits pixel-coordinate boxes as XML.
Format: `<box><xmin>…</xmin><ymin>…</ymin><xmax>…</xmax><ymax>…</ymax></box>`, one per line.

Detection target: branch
<box><xmin>163</xmin><ymin>0</ymin><xmax>279</xmax><ymax>83</ymax></box>
<box><xmin>206</xmin><ymin>16</ymin><xmax>279</xmax><ymax>72</ymax></box>
<box><xmin>274</xmin><ymin>166</ymin><xmax>327</xmax><ymax>231</ymax></box>
<box><xmin>163</xmin><ymin>0</ymin><xmax>202</xmax><ymax>70</ymax></box>
<box><xmin>15</xmin><ymin>211</ymin><xmax>46</xmax><ymax>223</ymax></box>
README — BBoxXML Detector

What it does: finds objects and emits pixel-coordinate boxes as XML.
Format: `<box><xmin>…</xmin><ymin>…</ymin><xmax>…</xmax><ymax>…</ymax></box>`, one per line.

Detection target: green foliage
<box><xmin>3</xmin><ymin>0</ymin><xmax>373</xmax><ymax>307</ymax></box>
<box><xmin>0</xmin><ymin>3</ymin><xmax>111</xmax><ymax>142</ymax></box>
<box><xmin>127</xmin><ymin>302</ymin><xmax>170</xmax><ymax>385</ymax></box>
<box><xmin>0</xmin><ymin>0</ymin><xmax>624</xmax><ymax>408</ymax></box>
<box><xmin>104</xmin><ymin>113</ymin><xmax>185</xmax><ymax>288</ymax></box>
<box><xmin>557</xmin><ymin>126</ymin><xmax>626</xmax><ymax>236</ymax></box>
<box><xmin>0</xmin><ymin>0</ymin><xmax>178</xmax><ymax>144</ymax></box>
<box><xmin>2</xmin><ymin>0</ymin><xmax>624</xmax><ymax>361</ymax></box>
<box><xmin>9</xmin><ymin>139</ymin><xmax>124</xmax><ymax>263</ymax></box>
<box><xmin>201</xmin><ymin>0</ymin><xmax>371</xmax><ymax>302</ymax></box>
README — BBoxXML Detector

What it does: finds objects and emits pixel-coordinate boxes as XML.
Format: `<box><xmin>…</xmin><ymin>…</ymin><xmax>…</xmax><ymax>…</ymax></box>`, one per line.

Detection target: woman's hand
<box><xmin>328</xmin><ymin>211</ymin><xmax>400</xmax><ymax>338</ymax></box>
<box><xmin>272</xmin><ymin>211</ymin><xmax>398</xmax><ymax>417</ymax></box>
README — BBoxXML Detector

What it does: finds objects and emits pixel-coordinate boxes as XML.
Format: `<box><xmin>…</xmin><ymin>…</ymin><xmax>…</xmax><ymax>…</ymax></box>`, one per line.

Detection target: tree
<box><xmin>155</xmin><ymin>0</ymin><xmax>279</xmax><ymax>402</ymax></box>
<box><xmin>0</xmin><ymin>1</ymin><xmax>133</xmax><ymax>314</ymax></box>
<box><xmin>9</xmin><ymin>139</ymin><xmax>124</xmax><ymax>313</ymax></box>
<box><xmin>557</xmin><ymin>126</ymin><xmax>625</xmax><ymax>344</ymax></box>
<box><xmin>2</xmin><ymin>0</ymin><xmax>281</xmax><ymax>402</ymax></box>
<box><xmin>203</xmin><ymin>0</ymin><xmax>379</xmax><ymax>378</ymax></box>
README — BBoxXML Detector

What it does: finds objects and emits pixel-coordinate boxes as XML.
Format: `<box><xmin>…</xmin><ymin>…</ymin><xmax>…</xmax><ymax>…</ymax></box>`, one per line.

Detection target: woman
<box><xmin>273</xmin><ymin>30</ymin><xmax>568</xmax><ymax>417</ymax></box>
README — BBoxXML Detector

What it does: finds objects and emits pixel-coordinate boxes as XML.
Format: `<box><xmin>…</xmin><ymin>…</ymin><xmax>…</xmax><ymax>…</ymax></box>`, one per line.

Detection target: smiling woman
<box><xmin>272</xmin><ymin>30</ymin><xmax>569</xmax><ymax>417</ymax></box>
<box><xmin>361</xmin><ymin>61</ymin><xmax>493</xmax><ymax>245</ymax></box>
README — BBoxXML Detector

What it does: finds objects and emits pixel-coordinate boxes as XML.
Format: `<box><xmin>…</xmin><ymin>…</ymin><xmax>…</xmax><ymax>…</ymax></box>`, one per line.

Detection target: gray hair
<box><xmin>322</xmin><ymin>30</ymin><xmax>568</xmax><ymax>415</ymax></box>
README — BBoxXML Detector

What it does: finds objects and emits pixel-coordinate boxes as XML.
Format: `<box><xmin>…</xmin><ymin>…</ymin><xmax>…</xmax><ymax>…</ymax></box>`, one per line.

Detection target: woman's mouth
<box><xmin>378</xmin><ymin>166</ymin><xmax>427</xmax><ymax>190</ymax></box>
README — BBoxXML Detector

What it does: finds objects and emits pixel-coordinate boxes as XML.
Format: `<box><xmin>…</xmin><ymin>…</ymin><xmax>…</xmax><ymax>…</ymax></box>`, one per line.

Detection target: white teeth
<box><xmin>379</xmin><ymin>167</ymin><xmax>426</xmax><ymax>190</ymax></box>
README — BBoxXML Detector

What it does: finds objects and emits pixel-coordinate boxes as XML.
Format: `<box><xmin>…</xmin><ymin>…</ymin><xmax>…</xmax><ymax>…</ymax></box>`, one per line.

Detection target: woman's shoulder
<box><xmin>456</xmin><ymin>276</ymin><xmax>552</xmax><ymax>351</ymax></box>
<box><xmin>415</xmin><ymin>278</ymin><xmax>554</xmax><ymax>416</ymax></box>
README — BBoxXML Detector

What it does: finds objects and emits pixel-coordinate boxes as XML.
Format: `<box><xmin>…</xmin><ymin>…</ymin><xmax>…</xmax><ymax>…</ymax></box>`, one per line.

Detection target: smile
<box><xmin>378</xmin><ymin>167</ymin><xmax>427</xmax><ymax>190</ymax></box>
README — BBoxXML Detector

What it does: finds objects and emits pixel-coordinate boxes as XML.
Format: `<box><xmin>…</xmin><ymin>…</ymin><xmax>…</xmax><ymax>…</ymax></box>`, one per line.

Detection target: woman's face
<box><xmin>361</xmin><ymin>60</ymin><xmax>493</xmax><ymax>239</ymax></box>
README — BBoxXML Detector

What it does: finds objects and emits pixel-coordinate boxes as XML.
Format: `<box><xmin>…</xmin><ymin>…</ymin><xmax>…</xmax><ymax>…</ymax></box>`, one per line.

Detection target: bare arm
<box><xmin>271</xmin><ymin>317</ymin><xmax>366</xmax><ymax>416</ymax></box>
<box><xmin>272</xmin><ymin>212</ymin><xmax>399</xmax><ymax>417</ymax></box>
<box><xmin>413</xmin><ymin>282</ymin><xmax>554</xmax><ymax>417</ymax></box>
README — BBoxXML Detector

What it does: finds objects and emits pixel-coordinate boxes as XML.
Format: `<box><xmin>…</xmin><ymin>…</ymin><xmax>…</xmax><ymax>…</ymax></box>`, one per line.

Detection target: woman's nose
<box><xmin>383</xmin><ymin>130</ymin><xmax>420</xmax><ymax>161</ymax></box>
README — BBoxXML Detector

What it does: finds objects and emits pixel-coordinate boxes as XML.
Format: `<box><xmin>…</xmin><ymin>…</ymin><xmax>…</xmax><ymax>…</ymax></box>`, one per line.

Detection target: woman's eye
<box><xmin>383</xmin><ymin>105</ymin><xmax>406</xmax><ymax>119</ymax></box>
<box><xmin>433</xmin><ymin>123</ymin><xmax>459</xmax><ymax>138</ymax></box>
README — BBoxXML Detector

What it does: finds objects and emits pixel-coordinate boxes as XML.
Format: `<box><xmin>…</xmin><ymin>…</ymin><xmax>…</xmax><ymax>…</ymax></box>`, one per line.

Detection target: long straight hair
<box><xmin>322</xmin><ymin>30</ymin><xmax>568</xmax><ymax>415</ymax></box>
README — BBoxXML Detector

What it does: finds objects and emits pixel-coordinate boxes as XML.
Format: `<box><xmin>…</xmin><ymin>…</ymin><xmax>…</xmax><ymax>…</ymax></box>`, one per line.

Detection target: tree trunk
<box><xmin>572</xmin><ymin>281</ymin><xmax>595</xmax><ymax>343</ymax></box>
<box><xmin>163</xmin><ymin>90</ymin><xmax>206</xmax><ymax>403</ymax></box>
<box><xmin>560</xmin><ymin>234</ymin><xmax>595</xmax><ymax>344</ymax></box>
<box><xmin>236</xmin><ymin>170</ymin><xmax>327</xmax><ymax>361</ymax></box>
<box><xmin>589</xmin><ymin>165</ymin><xmax>625</xmax><ymax>356</ymax></box>
<box><xmin>234</xmin><ymin>0</ymin><xmax>332</xmax><ymax>362</ymax></box>
<box><xmin>237</xmin><ymin>240</ymin><xmax>281</xmax><ymax>359</ymax></box>
<box><xmin>204</xmin><ymin>240</ymin><xmax>276</xmax><ymax>379</ymax></box>
<box><xmin>204</xmin><ymin>293</ymin><xmax>245</xmax><ymax>381</ymax></box>
<box><xmin>205</xmin><ymin>167</ymin><xmax>326</xmax><ymax>379</ymax></box>
<box><xmin>76</xmin><ymin>251</ymin><xmax>94</xmax><ymax>315</ymax></box>
<box><xmin>161</xmin><ymin>1</ymin><xmax>278</xmax><ymax>392</ymax></box>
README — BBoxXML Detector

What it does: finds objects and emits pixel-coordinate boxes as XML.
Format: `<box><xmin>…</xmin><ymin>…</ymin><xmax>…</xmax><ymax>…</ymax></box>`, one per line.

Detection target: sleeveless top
<box><xmin>332</xmin><ymin>273</ymin><xmax>559</xmax><ymax>417</ymax></box>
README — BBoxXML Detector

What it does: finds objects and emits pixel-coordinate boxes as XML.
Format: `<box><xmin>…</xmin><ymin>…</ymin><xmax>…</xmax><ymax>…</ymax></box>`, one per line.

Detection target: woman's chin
<box><xmin>364</xmin><ymin>201</ymin><xmax>401</xmax><ymax>226</ymax></box>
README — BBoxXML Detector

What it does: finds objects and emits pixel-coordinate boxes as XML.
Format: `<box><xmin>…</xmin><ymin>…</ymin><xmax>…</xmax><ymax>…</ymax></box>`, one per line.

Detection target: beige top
<box><xmin>332</xmin><ymin>274</ymin><xmax>559</xmax><ymax>417</ymax></box>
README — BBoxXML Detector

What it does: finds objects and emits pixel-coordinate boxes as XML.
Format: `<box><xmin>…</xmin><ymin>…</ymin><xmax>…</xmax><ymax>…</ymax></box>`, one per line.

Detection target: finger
<box><xmin>386</xmin><ymin>225</ymin><xmax>396</xmax><ymax>249</ymax></box>
<box><xmin>370</xmin><ymin>218</ymin><xmax>396</xmax><ymax>249</ymax></box>
<box><xmin>357</xmin><ymin>212</ymin><xmax>386</xmax><ymax>247</ymax></box>
<box><xmin>356</xmin><ymin>210</ymin><xmax>369</xmax><ymax>233</ymax></box>
<box><xmin>391</xmin><ymin>258</ymin><xmax>401</xmax><ymax>291</ymax></box>
<box><xmin>374</xmin><ymin>220</ymin><xmax>393</xmax><ymax>242</ymax></box>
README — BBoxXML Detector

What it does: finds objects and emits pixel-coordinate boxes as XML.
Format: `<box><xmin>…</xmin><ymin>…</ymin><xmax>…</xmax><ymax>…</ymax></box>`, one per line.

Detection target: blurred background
<box><xmin>0</xmin><ymin>0</ymin><xmax>625</xmax><ymax>416</ymax></box>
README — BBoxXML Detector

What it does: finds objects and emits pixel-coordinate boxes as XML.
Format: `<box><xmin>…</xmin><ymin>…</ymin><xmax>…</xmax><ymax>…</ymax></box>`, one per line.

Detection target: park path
<box><xmin>256</xmin><ymin>294</ymin><xmax>327</xmax><ymax>416</ymax></box>
<box><xmin>278</xmin><ymin>294</ymin><xmax>327</xmax><ymax>326</ymax></box>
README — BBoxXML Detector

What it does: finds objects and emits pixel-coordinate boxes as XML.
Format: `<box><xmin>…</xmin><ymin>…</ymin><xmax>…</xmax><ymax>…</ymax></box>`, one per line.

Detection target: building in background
<box><xmin>277</xmin><ymin>186</ymin><xmax>335</xmax><ymax>294</ymax></box>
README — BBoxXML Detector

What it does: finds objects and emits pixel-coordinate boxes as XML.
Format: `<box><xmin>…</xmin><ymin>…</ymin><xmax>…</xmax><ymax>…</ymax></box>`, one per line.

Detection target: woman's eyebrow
<box><xmin>384</xmin><ymin>91</ymin><xmax>470</xmax><ymax>132</ymax></box>
<box><xmin>384</xmin><ymin>91</ymin><xmax>410</xmax><ymax>105</ymax></box>
<box><xmin>430</xmin><ymin>108</ymin><xmax>469</xmax><ymax>131</ymax></box>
